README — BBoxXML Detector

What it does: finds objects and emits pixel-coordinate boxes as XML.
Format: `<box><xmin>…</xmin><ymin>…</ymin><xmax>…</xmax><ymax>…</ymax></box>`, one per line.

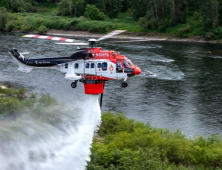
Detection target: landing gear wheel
<box><xmin>122</xmin><ymin>82</ymin><xmax>128</xmax><ymax>88</ymax></box>
<box><xmin>71</xmin><ymin>81</ymin><xmax>77</xmax><ymax>88</ymax></box>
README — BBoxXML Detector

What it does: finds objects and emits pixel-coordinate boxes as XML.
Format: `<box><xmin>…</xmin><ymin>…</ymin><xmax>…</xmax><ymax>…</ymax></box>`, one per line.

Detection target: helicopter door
<box><xmin>96</xmin><ymin>62</ymin><xmax>102</xmax><ymax>76</ymax></box>
<box><xmin>115</xmin><ymin>61</ymin><xmax>126</xmax><ymax>79</ymax></box>
<box><xmin>85</xmin><ymin>62</ymin><xmax>96</xmax><ymax>76</ymax></box>
<box><xmin>116</xmin><ymin>62</ymin><xmax>123</xmax><ymax>73</ymax></box>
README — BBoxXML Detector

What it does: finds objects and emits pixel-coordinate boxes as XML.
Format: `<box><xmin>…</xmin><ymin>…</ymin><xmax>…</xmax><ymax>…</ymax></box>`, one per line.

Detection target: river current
<box><xmin>1</xmin><ymin>32</ymin><xmax>222</xmax><ymax>138</ymax></box>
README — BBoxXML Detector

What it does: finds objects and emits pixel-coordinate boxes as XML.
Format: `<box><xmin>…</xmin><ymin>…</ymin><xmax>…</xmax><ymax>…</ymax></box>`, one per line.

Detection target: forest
<box><xmin>0</xmin><ymin>0</ymin><xmax>222</xmax><ymax>38</ymax></box>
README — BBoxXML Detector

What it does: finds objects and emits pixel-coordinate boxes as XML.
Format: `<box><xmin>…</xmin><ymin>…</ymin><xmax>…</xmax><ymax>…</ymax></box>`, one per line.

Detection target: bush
<box><xmin>120</xmin><ymin>147</ymin><xmax>168</xmax><ymax>170</ymax></box>
<box><xmin>177</xmin><ymin>25</ymin><xmax>191</xmax><ymax>38</ymax></box>
<box><xmin>84</xmin><ymin>4</ymin><xmax>108</xmax><ymax>21</ymax></box>
<box><xmin>138</xmin><ymin>11</ymin><xmax>157</xmax><ymax>30</ymax></box>
<box><xmin>211</xmin><ymin>27</ymin><xmax>222</xmax><ymax>40</ymax></box>
<box><xmin>21</xmin><ymin>24</ymin><xmax>31</xmax><ymax>32</ymax></box>
<box><xmin>204</xmin><ymin>31</ymin><xmax>214</xmax><ymax>40</ymax></box>
<box><xmin>37</xmin><ymin>25</ymin><xmax>48</xmax><ymax>34</ymax></box>
<box><xmin>4</xmin><ymin>15</ymin><xmax>31</xmax><ymax>32</ymax></box>
<box><xmin>0</xmin><ymin>87</ymin><xmax>28</xmax><ymax>115</ymax></box>
<box><xmin>0</xmin><ymin>86</ymin><xmax>57</xmax><ymax>116</ymax></box>
<box><xmin>87</xmin><ymin>112</ymin><xmax>222</xmax><ymax>169</ymax></box>
<box><xmin>5</xmin><ymin>20</ymin><xmax>15</xmax><ymax>31</ymax></box>
<box><xmin>75</xmin><ymin>20</ymin><xmax>116</xmax><ymax>33</ymax></box>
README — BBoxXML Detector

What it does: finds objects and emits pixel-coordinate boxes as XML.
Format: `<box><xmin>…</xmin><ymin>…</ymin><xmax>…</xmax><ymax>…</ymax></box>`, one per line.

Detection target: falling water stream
<box><xmin>0</xmin><ymin>96</ymin><xmax>101</xmax><ymax>170</ymax></box>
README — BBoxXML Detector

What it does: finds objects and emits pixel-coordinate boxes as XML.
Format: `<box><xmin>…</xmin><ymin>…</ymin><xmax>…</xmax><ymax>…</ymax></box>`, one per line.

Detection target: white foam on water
<box><xmin>0</xmin><ymin>95</ymin><xmax>101</xmax><ymax>170</ymax></box>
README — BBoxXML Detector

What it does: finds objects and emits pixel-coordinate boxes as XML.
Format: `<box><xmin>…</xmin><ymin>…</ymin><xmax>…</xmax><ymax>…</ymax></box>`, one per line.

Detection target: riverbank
<box><xmin>47</xmin><ymin>29</ymin><xmax>222</xmax><ymax>44</ymax></box>
<box><xmin>88</xmin><ymin>112</ymin><xmax>222</xmax><ymax>170</ymax></box>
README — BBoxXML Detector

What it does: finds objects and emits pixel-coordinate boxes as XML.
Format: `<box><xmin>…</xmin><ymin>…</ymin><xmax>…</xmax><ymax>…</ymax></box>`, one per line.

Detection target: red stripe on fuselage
<box><xmin>84</xmin><ymin>75</ymin><xmax>114</xmax><ymax>80</ymax></box>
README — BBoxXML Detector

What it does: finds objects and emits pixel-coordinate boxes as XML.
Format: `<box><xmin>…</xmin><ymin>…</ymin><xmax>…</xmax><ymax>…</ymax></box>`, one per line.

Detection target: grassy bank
<box><xmin>87</xmin><ymin>112</ymin><xmax>222</xmax><ymax>170</ymax></box>
<box><xmin>1</xmin><ymin>10</ymin><xmax>143</xmax><ymax>34</ymax></box>
<box><xmin>3</xmin><ymin>11</ymin><xmax>222</xmax><ymax>41</ymax></box>
<box><xmin>1</xmin><ymin>8</ymin><xmax>222</xmax><ymax>41</ymax></box>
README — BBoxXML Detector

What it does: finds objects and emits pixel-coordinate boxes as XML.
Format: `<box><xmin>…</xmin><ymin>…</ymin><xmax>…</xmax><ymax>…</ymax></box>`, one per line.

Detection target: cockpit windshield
<box><xmin>123</xmin><ymin>59</ymin><xmax>133</xmax><ymax>67</ymax></box>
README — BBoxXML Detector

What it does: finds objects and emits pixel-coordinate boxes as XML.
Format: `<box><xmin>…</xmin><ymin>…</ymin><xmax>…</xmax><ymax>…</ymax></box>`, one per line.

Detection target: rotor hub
<box><xmin>88</xmin><ymin>39</ymin><xmax>98</xmax><ymax>48</ymax></box>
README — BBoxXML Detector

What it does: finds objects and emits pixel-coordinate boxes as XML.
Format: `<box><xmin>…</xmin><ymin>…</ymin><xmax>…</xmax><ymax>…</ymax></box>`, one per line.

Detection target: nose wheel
<box><xmin>122</xmin><ymin>77</ymin><xmax>128</xmax><ymax>88</ymax></box>
<box><xmin>71</xmin><ymin>80</ymin><xmax>78</xmax><ymax>88</ymax></box>
<box><xmin>122</xmin><ymin>82</ymin><xmax>128</xmax><ymax>88</ymax></box>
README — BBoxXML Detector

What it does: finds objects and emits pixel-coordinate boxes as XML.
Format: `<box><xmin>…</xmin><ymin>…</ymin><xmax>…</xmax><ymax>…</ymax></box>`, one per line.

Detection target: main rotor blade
<box><xmin>22</xmin><ymin>34</ymin><xmax>78</xmax><ymax>42</ymax></box>
<box><xmin>97</xmin><ymin>30</ymin><xmax>126</xmax><ymax>41</ymax></box>
<box><xmin>55</xmin><ymin>42</ymin><xmax>89</xmax><ymax>45</ymax></box>
<box><xmin>111</xmin><ymin>38</ymin><xmax>167</xmax><ymax>43</ymax></box>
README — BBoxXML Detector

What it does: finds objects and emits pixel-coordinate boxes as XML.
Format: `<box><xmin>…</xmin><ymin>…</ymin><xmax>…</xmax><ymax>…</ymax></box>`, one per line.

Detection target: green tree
<box><xmin>219</xmin><ymin>0</ymin><xmax>222</xmax><ymax>25</ymax></box>
<box><xmin>0</xmin><ymin>7</ymin><xmax>8</xmax><ymax>30</ymax></box>
<box><xmin>85</xmin><ymin>0</ymin><xmax>123</xmax><ymax>18</ymax></box>
<box><xmin>171</xmin><ymin>0</ymin><xmax>188</xmax><ymax>24</ymax></box>
<box><xmin>57</xmin><ymin>0</ymin><xmax>86</xmax><ymax>17</ymax></box>
<box><xmin>84</xmin><ymin>4</ymin><xmax>107</xmax><ymax>20</ymax></box>
<box><xmin>103</xmin><ymin>0</ymin><xmax>123</xmax><ymax>18</ymax></box>
<box><xmin>134</xmin><ymin>0</ymin><xmax>188</xmax><ymax>30</ymax></box>
<box><xmin>0</xmin><ymin>0</ymin><xmax>37</xmax><ymax>12</ymax></box>
<box><xmin>35</xmin><ymin>0</ymin><xmax>59</xmax><ymax>2</ymax></box>
<box><xmin>129</xmin><ymin>0</ymin><xmax>147</xmax><ymax>20</ymax></box>
<box><xmin>200</xmin><ymin>0</ymin><xmax>220</xmax><ymax>30</ymax></box>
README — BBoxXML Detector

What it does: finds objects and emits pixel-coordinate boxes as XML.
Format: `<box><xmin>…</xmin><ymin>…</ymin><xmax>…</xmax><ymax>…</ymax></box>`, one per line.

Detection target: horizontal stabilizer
<box><xmin>65</xmin><ymin>67</ymin><xmax>82</xmax><ymax>80</ymax></box>
<box><xmin>17</xmin><ymin>64</ymin><xmax>33</xmax><ymax>73</ymax></box>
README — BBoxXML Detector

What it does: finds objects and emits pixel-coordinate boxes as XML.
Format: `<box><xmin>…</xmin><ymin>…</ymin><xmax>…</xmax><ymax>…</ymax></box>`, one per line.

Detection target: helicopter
<box><xmin>8</xmin><ymin>30</ymin><xmax>141</xmax><ymax>107</ymax></box>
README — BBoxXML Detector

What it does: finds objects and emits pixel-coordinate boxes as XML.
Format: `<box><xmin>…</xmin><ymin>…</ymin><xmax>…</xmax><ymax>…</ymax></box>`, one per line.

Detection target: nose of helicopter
<box><xmin>134</xmin><ymin>66</ymin><xmax>141</xmax><ymax>75</ymax></box>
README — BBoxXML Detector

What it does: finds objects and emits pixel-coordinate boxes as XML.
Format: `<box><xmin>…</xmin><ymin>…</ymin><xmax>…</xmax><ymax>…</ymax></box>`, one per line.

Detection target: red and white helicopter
<box><xmin>9</xmin><ymin>30</ymin><xmax>141</xmax><ymax>107</ymax></box>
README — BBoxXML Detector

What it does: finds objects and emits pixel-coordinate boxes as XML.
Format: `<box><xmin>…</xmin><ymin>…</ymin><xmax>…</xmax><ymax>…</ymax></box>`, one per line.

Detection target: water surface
<box><xmin>1</xmin><ymin>32</ymin><xmax>222</xmax><ymax>137</ymax></box>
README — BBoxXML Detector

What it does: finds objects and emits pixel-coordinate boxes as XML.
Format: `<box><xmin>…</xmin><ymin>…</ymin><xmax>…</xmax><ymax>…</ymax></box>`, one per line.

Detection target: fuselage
<box><xmin>9</xmin><ymin>47</ymin><xmax>141</xmax><ymax>94</ymax></box>
<box><xmin>9</xmin><ymin>47</ymin><xmax>141</xmax><ymax>80</ymax></box>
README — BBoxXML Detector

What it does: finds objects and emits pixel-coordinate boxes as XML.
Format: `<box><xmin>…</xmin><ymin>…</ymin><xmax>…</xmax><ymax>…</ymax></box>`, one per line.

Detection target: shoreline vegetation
<box><xmin>1</xmin><ymin>85</ymin><xmax>222</xmax><ymax>169</ymax></box>
<box><xmin>0</xmin><ymin>84</ymin><xmax>57</xmax><ymax>117</ymax></box>
<box><xmin>1</xmin><ymin>0</ymin><xmax>222</xmax><ymax>44</ymax></box>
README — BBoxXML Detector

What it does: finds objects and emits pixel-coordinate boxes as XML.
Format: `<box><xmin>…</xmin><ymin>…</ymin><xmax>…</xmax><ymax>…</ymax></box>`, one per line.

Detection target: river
<box><xmin>1</xmin><ymin>31</ymin><xmax>222</xmax><ymax>138</ymax></box>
